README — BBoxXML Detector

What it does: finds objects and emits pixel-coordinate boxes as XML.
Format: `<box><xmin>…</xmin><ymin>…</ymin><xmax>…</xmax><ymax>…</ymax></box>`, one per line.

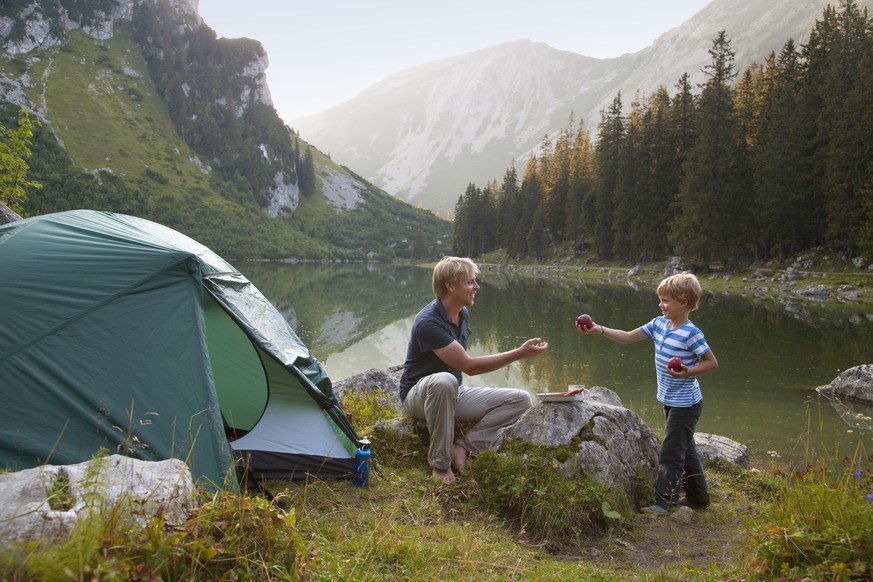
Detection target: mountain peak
<box><xmin>293</xmin><ymin>0</ymin><xmax>841</xmax><ymax>216</ymax></box>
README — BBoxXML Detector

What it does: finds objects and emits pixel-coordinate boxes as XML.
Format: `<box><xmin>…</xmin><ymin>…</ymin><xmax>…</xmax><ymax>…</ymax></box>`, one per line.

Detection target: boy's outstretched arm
<box><xmin>577</xmin><ymin>319</ymin><xmax>647</xmax><ymax>344</ymax></box>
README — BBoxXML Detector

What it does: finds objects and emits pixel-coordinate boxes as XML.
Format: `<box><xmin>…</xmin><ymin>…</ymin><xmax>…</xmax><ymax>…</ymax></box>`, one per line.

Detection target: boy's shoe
<box><xmin>678</xmin><ymin>497</ymin><xmax>710</xmax><ymax>510</ymax></box>
<box><xmin>641</xmin><ymin>504</ymin><xmax>670</xmax><ymax>515</ymax></box>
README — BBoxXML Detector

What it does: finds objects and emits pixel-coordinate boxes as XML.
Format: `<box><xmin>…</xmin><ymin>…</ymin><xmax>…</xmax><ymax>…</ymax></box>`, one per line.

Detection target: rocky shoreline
<box><xmin>476</xmin><ymin>253</ymin><xmax>873</xmax><ymax>308</ymax></box>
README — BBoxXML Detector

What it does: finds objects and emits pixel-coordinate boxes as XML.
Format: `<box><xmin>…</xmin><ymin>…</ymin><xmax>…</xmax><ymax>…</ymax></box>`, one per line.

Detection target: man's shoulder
<box><xmin>412</xmin><ymin>299</ymin><xmax>448</xmax><ymax>331</ymax></box>
<box><xmin>413</xmin><ymin>299</ymin><xmax>440</xmax><ymax>321</ymax></box>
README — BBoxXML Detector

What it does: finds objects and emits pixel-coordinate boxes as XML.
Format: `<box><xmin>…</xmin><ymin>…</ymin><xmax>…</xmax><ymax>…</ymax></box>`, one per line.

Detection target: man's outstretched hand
<box><xmin>519</xmin><ymin>338</ymin><xmax>549</xmax><ymax>358</ymax></box>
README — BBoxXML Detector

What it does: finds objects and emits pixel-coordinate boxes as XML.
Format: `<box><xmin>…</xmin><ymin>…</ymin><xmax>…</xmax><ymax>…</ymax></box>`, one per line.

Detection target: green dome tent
<box><xmin>0</xmin><ymin>210</ymin><xmax>359</xmax><ymax>488</ymax></box>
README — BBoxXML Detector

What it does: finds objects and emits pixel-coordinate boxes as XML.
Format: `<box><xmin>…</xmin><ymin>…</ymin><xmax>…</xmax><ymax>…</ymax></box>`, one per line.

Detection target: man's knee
<box><xmin>424</xmin><ymin>372</ymin><xmax>459</xmax><ymax>398</ymax></box>
<box><xmin>517</xmin><ymin>390</ymin><xmax>533</xmax><ymax>407</ymax></box>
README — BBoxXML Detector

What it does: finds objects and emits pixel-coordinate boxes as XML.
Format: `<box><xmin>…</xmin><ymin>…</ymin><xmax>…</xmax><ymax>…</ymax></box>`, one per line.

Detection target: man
<box><xmin>399</xmin><ymin>257</ymin><xmax>549</xmax><ymax>484</ymax></box>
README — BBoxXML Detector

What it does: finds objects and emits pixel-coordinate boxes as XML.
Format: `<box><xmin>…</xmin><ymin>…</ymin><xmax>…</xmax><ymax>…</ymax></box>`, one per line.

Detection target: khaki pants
<box><xmin>402</xmin><ymin>372</ymin><xmax>533</xmax><ymax>471</ymax></box>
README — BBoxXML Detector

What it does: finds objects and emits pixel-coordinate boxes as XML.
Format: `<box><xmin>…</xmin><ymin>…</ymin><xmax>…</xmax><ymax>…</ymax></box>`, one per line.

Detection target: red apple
<box><xmin>667</xmin><ymin>357</ymin><xmax>683</xmax><ymax>372</ymax></box>
<box><xmin>576</xmin><ymin>314</ymin><xmax>594</xmax><ymax>330</ymax></box>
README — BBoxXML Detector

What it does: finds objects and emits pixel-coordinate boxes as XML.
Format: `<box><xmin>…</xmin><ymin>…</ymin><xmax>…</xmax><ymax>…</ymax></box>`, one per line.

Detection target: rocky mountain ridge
<box><xmin>0</xmin><ymin>0</ymin><xmax>451</xmax><ymax>260</ymax></box>
<box><xmin>293</xmin><ymin>0</ymin><xmax>854</xmax><ymax>216</ymax></box>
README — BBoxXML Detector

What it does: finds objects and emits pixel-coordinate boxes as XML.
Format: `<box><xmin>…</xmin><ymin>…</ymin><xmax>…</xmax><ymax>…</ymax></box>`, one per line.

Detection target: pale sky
<box><xmin>197</xmin><ymin>1</ymin><xmax>713</xmax><ymax>123</ymax></box>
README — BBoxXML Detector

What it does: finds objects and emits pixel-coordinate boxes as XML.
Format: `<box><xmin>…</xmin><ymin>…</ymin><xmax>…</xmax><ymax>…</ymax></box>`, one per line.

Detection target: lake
<box><xmin>238</xmin><ymin>262</ymin><xmax>873</xmax><ymax>468</ymax></box>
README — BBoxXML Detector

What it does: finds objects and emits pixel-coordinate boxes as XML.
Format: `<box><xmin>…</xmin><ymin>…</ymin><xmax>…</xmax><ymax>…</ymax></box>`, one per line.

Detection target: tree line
<box><xmin>453</xmin><ymin>1</ymin><xmax>873</xmax><ymax>267</ymax></box>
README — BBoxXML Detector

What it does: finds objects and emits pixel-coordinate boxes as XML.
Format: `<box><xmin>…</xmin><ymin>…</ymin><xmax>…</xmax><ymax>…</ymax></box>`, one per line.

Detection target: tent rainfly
<box><xmin>0</xmin><ymin>210</ymin><xmax>360</xmax><ymax>488</ymax></box>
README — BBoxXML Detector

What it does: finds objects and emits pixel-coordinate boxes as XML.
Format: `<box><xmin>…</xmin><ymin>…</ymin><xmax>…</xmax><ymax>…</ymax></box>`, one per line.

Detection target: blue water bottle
<box><xmin>352</xmin><ymin>437</ymin><xmax>372</xmax><ymax>487</ymax></box>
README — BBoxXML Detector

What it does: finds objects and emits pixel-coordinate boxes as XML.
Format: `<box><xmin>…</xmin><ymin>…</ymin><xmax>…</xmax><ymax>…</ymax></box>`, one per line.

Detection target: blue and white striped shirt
<box><xmin>640</xmin><ymin>316</ymin><xmax>710</xmax><ymax>407</ymax></box>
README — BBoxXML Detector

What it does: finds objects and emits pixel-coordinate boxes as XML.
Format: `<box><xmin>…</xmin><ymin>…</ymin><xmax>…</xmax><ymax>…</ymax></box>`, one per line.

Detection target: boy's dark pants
<box><xmin>655</xmin><ymin>401</ymin><xmax>710</xmax><ymax>508</ymax></box>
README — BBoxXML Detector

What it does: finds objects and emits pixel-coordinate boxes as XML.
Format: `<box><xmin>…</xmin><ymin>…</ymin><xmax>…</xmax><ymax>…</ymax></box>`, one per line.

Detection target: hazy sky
<box><xmin>197</xmin><ymin>1</ymin><xmax>712</xmax><ymax>123</ymax></box>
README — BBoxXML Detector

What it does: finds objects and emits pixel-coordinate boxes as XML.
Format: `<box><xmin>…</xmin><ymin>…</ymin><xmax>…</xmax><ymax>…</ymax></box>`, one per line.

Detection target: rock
<box><xmin>815</xmin><ymin>364</ymin><xmax>873</xmax><ymax>405</ymax></box>
<box><xmin>0</xmin><ymin>202</ymin><xmax>21</xmax><ymax>225</ymax></box>
<box><xmin>0</xmin><ymin>455</ymin><xmax>195</xmax><ymax>546</ymax></box>
<box><xmin>672</xmin><ymin>505</ymin><xmax>695</xmax><ymax>523</ymax></box>
<box><xmin>501</xmin><ymin>386</ymin><xmax>660</xmax><ymax>498</ymax></box>
<box><xmin>627</xmin><ymin>265</ymin><xmax>642</xmax><ymax>278</ymax></box>
<box><xmin>664</xmin><ymin>257</ymin><xmax>687</xmax><ymax>276</ymax></box>
<box><xmin>793</xmin><ymin>256</ymin><xmax>814</xmax><ymax>270</ymax></box>
<box><xmin>694</xmin><ymin>432</ymin><xmax>749</xmax><ymax>468</ymax></box>
<box><xmin>798</xmin><ymin>284</ymin><xmax>833</xmax><ymax>298</ymax></box>
<box><xmin>333</xmin><ymin>367</ymin><xmax>402</xmax><ymax>412</ymax></box>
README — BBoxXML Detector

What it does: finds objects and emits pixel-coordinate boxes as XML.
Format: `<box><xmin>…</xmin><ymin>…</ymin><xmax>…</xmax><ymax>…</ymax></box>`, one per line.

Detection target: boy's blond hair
<box><xmin>657</xmin><ymin>272</ymin><xmax>703</xmax><ymax>311</ymax></box>
<box><xmin>432</xmin><ymin>256</ymin><xmax>478</xmax><ymax>298</ymax></box>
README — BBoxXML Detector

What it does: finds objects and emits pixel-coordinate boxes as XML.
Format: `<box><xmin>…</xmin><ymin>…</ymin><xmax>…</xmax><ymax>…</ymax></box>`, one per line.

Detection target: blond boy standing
<box><xmin>577</xmin><ymin>273</ymin><xmax>718</xmax><ymax>512</ymax></box>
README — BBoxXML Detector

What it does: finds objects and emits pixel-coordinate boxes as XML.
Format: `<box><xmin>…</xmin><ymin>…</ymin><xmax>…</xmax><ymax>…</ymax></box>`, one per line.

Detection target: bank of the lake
<box><xmin>474</xmin><ymin>246</ymin><xmax>873</xmax><ymax>308</ymax></box>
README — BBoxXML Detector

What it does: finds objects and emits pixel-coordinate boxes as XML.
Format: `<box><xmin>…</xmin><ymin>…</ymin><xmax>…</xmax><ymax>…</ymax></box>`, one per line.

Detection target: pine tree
<box><xmin>452</xmin><ymin>184</ymin><xmax>475</xmax><ymax>256</ymax></box>
<box><xmin>751</xmin><ymin>40</ymin><xmax>819</xmax><ymax>261</ymax></box>
<box><xmin>565</xmin><ymin>120</ymin><xmax>596</xmax><ymax>250</ymax></box>
<box><xmin>640</xmin><ymin>87</ymin><xmax>682</xmax><ymax>261</ymax></box>
<box><xmin>547</xmin><ymin>127</ymin><xmax>572</xmax><ymax>241</ymax></box>
<box><xmin>298</xmin><ymin>146</ymin><xmax>316</xmax><ymax>197</ymax></box>
<box><xmin>670</xmin><ymin>31</ymin><xmax>752</xmax><ymax>264</ymax></box>
<box><xmin>810</xmin><ymin>0</ymin><xmax>873</xmax><ymax>257</ymax></box>
<box><xmin>514</xmin><ymin>154</ymin><xmax>541</xmax><ymax>258</ymax></box>
<box><xmin>593</xmin><ymin>94</ymin><xmax>624</xmax><ymax>258</ymax></box>
<box><xmin>496</xmin><ymin>164</ymin><xmax>520</xmax><ymax>252</ymax></box>
<box><xmin>611</xmin><ymin>92</ymin><xmax>645</xmax><ymax>260</ymax></box>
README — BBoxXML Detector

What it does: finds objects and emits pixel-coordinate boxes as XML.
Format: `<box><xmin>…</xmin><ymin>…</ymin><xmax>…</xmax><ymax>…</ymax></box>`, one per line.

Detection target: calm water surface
<box><xmin>239</xmin><ymin>262</ymin><xmax>873</xmax><ymax>467</ymax></box>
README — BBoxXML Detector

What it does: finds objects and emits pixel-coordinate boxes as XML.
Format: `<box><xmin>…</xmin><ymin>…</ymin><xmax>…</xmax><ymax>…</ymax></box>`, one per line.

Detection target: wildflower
<box><xmin>738</xmin><ymin>506</ymin><xmax>746</xmax><ymax>514</ymax></box>
<box><xmin>854</xmin><ymin>470</ymin><xmax>862</xmax><ymax>479</ymax></box>
<box><xmin>733</xmin><ymin>517</ymin><xmax>741</xmax><ymax>525</ymax></box>
<box><xmin>866</xmin><ymin>493</ymin><xmax>873</xmax><ymax>502</ymax></box>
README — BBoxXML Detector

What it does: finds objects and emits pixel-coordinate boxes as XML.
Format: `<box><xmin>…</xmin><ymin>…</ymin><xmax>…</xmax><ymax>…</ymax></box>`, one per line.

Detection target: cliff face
<box><xmin>0</xmin><ymin>0</ymin><xmax>196</xmax><ymax>54</ymax></box>
<box><xmin>0</xmin><ymin>0</ymin><xmax>451</xmax><ymax>260</ymax></box>
<box><xmin>0</xmin><ymin>0</ymin><xmax>288</xmax><ymax>211</ymax></box>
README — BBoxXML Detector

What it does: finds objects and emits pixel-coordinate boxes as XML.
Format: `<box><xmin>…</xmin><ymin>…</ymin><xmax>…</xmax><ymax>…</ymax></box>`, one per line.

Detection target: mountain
<box><xmin>292</xmin><ymin>0</ymin><xmax>853</xmax><ymax>217</ymax></box>
<box><xmin>0</xmin><ymin>0</ymin><xmax>451</xmax><ymax>260</ymax></box>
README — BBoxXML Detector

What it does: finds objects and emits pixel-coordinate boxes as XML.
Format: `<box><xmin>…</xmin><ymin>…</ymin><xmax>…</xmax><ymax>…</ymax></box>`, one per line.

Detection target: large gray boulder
<box><xmin>499</xmin><ymin>386</ymin><xmax>660</xmax><ymax>497</ymax></box>
<box><xmin>333</xmin><ymin>367</ymin><xmax>402</xmax><ymax>411</ymax></box>
<box><xmin>694</xmin><ymin>432</ymin><xmax>749</xmax><ymax>468</ymax></box>
<box><xmin>815</xmin><ymin>364</ymin><xmax>873</xmax><ymax>405</ymax></box>
<box><xmin>0</xmin><ymin>455</ymin><xmax>195</xmax><ymax>546</ymax></box>
<box><xmin>815</xmin><ymin>365</ymin><xmax>873</xmax><ymax>431</ymax></box>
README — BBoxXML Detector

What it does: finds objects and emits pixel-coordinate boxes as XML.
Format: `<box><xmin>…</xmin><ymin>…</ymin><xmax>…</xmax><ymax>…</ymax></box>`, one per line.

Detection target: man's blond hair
<box><xmin>657</xmin><ymin>272</ymin><xmax>703</xmax><ymax>311</ymax></box>
<box><xmin>432</xmin><ymin>256</ymin><xmax>478</xmax><ymax>298</ymax></box>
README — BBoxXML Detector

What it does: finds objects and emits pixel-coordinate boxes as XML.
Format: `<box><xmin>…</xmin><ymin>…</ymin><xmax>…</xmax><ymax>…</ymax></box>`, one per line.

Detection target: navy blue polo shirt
<box><xmin>399</xmin><ymin>298</ymin><xmax>471</xmax><ymax>401</ymax></box>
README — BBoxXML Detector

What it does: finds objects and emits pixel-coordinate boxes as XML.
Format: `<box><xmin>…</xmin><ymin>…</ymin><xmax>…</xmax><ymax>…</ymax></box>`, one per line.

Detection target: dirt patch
<box><xmin>549</xmin><ymin>505</ymin><xmax>746</xmax><ymax>571</ymax></box>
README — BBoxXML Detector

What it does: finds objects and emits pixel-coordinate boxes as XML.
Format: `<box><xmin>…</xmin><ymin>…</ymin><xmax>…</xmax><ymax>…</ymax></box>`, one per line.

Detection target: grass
<box><xmin>2</xmin><ymin>379</ymin><xmax>871</xmax><ymax>581</ymax></box>
<box><xmin>46</xmin><ymin>26</ymin><xmax>214</xmax><ymax>199</ymax></box>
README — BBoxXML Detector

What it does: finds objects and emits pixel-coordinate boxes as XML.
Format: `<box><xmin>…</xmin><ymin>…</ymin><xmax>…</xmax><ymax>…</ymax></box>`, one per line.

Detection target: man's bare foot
<box><xmin>432</xmin><ymin>466</ymin><xmax>456</xmax><ymax>484</ymax></box>
<box><xmin>451</xmin><ymin>444</ymin><xmax>468</xmax><ymax>474</ymax></box>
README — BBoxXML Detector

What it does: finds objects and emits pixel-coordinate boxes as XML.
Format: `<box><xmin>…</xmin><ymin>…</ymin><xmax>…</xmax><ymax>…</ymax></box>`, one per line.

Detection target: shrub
<box><xmin>340</xmin><ymin>388</ymin><xmax>395</xmax><ymax>433</ymax></box>
<box><xmin>456</xmin><ymin>448</ymin><xmax>623</xmax><ymax>542</ymax></box>
<box><xmin>746</xmin><ymin>453</ymin><xmax>873</xmax><ymax>580</ymax></box>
